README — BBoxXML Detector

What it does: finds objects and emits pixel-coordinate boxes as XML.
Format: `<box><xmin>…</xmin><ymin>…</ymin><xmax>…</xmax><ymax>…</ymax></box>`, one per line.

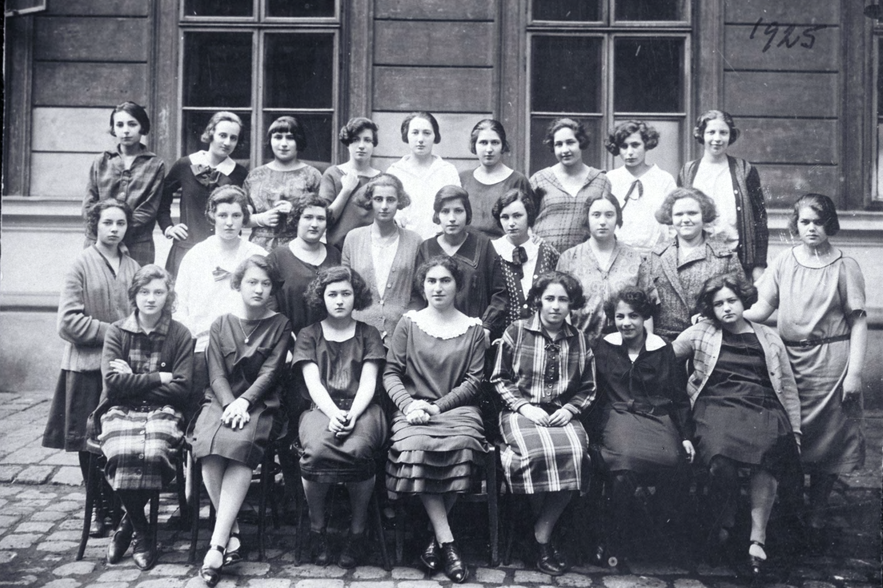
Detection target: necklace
<box><xmin>372</xmin><ymin>231</ymin><xmax>399</xmax><ymax>248</ymax></box>
<box><xmin>238</xmin><ymin>317</ymin><xmax>262</xmax><ymax>344</ymax></box>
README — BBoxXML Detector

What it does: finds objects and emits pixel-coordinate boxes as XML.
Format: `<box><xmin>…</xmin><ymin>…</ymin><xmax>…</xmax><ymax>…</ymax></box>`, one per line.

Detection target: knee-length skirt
<box><xmin>299</xmin><ymin>404</ymin><xmax>388</xmax><ymax>483</ymax></box>
<box><xmin>598</xmin><ymin>407</ymin><xmax>683</xmax><ymax>474</ymax></box>
<box><xmin>189</xmin><ymin>395</ymin><xmax>282</xmax><ymax>470</ymax></box>
<box><xmin>43</xmin><ymin>369</ymin><xmax>103</xmax><ymax>452</ymax></box>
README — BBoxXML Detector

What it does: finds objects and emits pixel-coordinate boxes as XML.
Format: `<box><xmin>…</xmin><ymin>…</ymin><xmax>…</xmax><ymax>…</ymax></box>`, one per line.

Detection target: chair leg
<box><xmin>370</xmin><ymin>491</ymin><xmax>392</xmax><ymax>571</ymax></box>
<box><xmin>487</xmin><ymin>448</ymin><xmax>499</xmax><ymax>566</ymax></box>
<box><xmin>175</xmin><ymin>452</ymin><xmax>189</xmax><ymax>529</ymax></box>
<box><xmin>394</xmin><ymin>499</ymin><xmax>405</xmax><ymax>565</ymax></box>
<box><xmin>76</xmin><ymin>453</ymin><xmax>100</xmax><ymax>561</ymax></box>
<box><xmin>188</xmin><ymin>459</ymin><xmax>202</xmax><ymax>564</ymax></box>
<box><xmin>503</xmin><ymin>493</ymin><xmax>515</xmax><ymax>566</ymax></box>
<box><xmin>258</xmin><ymin>447</ymin><xmax>272</xmax><ymax>561</ymax></box>
<box><xmin>294</xmin><ymin>480</ymin><xmax>305</xmax><ymax>565</ymax></box>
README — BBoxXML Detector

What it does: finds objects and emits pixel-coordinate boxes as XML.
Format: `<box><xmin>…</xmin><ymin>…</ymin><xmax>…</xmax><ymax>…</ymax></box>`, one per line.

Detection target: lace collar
<box><xmin>404</xmin><ymin>309</ymin><xmax>482</xmax><ymax>340</ymax></box>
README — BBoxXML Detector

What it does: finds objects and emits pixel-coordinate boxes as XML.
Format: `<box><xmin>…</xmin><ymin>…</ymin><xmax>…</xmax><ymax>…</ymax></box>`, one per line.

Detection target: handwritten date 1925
<box><xmin>749</xmin><ymin>18</ymin><xmax>828</xmax><ymax>53</ymax></box>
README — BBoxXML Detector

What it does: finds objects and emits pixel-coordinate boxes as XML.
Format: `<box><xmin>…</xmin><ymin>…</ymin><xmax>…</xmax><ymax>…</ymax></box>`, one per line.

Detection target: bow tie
<box><xmin>212</xmin><ymin>266</ymin><xmax>231</xmax><ymax>282</ymax></box>
<box><xmin>622</xmin><ymin>179</ymin><xmax>643</xmax><ymax>209</ymax></box>
<box><xmin>191</xmin><ymin>164</ymin><xmax>228</xmax><ymax>189</ymax></box>
<box><xmin>512</xmin><ymin>245</ymin><xmax>528</xmax><ymax>265</ymax></box>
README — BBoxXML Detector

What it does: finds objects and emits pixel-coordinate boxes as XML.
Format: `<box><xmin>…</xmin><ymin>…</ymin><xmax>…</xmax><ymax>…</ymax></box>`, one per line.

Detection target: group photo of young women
<box><xmin>44</xmin><ymin>101</ymin><xmax>868</xmax><ymax>584</ymax></box>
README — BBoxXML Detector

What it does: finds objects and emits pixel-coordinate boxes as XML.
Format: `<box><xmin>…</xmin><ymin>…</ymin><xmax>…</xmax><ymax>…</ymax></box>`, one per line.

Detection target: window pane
<box><xmin>615</xmin><ymin>0</ymin><xmax>683</xmax><ymax>21</ymax></box>
<box><xmin>182</xmin><ymin>110</ymin><xmax>252</xmax><ymax>165</ymax></box>
<box><xmin>529</xmin><ymin>116</ymin><xmax>603</xmax><ymax>175</ymax></box>
<box><xmin>532</xmin><ymin>0</ymin><xmax>600</xmax><ymax>21</ymax></box>
<box><xmin>261</xmin><ymin>112</ymin><xmax>333</xmax><ymax>164</ymax></box>
<box><xmin>267</xmin><ymin>0</ymin><xmax>335</xmax><ymax>17</ymax></box>
<box><xmin>183</xmin><ymin>32</ymin><xmax>252</xmax><ymax>108</ymax></box>
<box><xmin>532</xmin><ymin>36</ymin><xmax>602</xmax><ymax>113</ymax></box>
<box><xmin>184</xmin><ymin>0</ymin><xmax>253</xmax><ymax>17</ymax></box>
<box><xmin>264</xmin><ymin>34</ymin><xmax>334</xmax><ymax>110</ymax></box>
<box><xmin>614</xmin><ymin>38</ymin><xmax>682</xmax><ymax>113</ymax></box>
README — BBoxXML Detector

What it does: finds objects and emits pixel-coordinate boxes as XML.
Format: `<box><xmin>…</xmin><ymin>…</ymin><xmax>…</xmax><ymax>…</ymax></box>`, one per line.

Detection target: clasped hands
<box><xmin>404</xmin><ymin>399</ymin><xmax>440</xmax><ymax>424</ymax></box>
<box><xmin>518</xmin><ymin>404</ymin><xmax>573</xmax><ymax>427</ymax></box>
<box><xmin>222</xmin><ymin>398</ymin><xmax>251</xmax><ymax>430</ymax></box>
<box><xmin>327</xmin><ymin>409</ymin><xmax>356</xmax><ymax>438</ymax></box>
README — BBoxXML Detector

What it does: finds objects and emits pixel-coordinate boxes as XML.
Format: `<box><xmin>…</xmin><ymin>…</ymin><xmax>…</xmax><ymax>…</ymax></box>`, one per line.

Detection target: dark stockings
<box><xmin>116</xmin><ymin>490</ymin><xmax>152</xmax><ymax>534</ymax></box>
<box><xmin>708</xmin><ymin>456</ymin><xmax>739</xmax><ymax>536</ymax></box>
<box><xmin>808</xmin><ymin>473</ymin><xmax>837</xmax><ymax>529</ymax></box>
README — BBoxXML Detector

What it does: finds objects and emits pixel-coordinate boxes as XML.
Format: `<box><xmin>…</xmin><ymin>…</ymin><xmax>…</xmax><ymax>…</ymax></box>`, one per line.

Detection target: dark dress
<box><xmin>268</xmin><ymin>245</ymin><xmax>342</xmax><ymax>334</ymax></box>
<box><xmin>189</xmin><ymin>313</ymin><xmax>292</xmax><ymax>469</ymax></box>
<box><xmin>293</xmin><ymin>321</ymin><xmax>388</xmax><ymax>483</ymax></box>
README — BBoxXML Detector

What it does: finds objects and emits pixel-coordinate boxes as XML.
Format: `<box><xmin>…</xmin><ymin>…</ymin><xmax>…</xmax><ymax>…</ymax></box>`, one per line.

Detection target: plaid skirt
<box><xmin>499</xmin><ymin>410</ymin><xmax>589</xmax><ymax>494</ymax></box>
<box><xmin>99</xmin><ymin>405</ymin><xmax>184</xmax><ymax>491</ymax></box>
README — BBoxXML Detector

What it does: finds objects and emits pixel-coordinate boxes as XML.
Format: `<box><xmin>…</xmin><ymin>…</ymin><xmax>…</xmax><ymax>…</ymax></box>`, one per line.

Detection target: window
<box><xmin>527</xmin><ymin>0</ymin><xmax>690</xmax><ymax>176</ymax></box>
<box><xmin>179</xmin><ymin>1</ymin><xmax>339</xmax><ymax>166</ymax></box>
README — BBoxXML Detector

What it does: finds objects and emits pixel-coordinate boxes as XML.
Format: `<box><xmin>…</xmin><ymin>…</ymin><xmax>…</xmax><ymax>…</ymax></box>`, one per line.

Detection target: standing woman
<box><xmin>43</xmin><ymin>200</ymin><xmax>140</xmax><ymax>537</ymax></box>
<box><xmin>322</xmin><ymin>117</ymin><xmax>382</xmax><ymax>250</ymax></box>
<box><xmin>556</xmin><ymin>192</ymin><xmax>652</xmax><ymax>348</ymax></box>
<box><xmin>746</xmin><ymin>194</ymin><xmax>866</xmax><ymax>542</ymax></box>
<box><xmin>459</xmin><ymin>119</ymin><xmax>531</xmax><ymax>239</ymax></box>
<box><xmin>387</xmin><ymin>111</ymin><xmax>461</xmax><ymax>240</ymax></box>
<box><xmin>189</xmin><ymin>256</ymin><xmax>292</xmax><ymax>586</ymax></box>
<box><xmin>678</xmin><ymin>110</ymin><xmax>768</xmax><ymax>280</ymax></box>
<box><xmin>414</xmin><ymin>186</ymin><xmax>496</xmax><ymax>319</ymax></box>
<box><xmin>385</xmin><ymin>256</ymin><xmax>489</xmax><ymax>583</ymax></box>
<box><xmin>530</xmin><ymin>118</ymin><xmax>613</xmax><ymax>254</ymax></box>
<box><xmin>604</xmin><ymin>121</ymin><xmax>676</xmax><ymax>255</ymax></box>
<box><xmin>158</xmin><ymin>111</ymin><xmax>248</xmax><ymax>277</ymax></box>
<box><xmin>650</xmin><ymin>187</ymin><xmax>744</xmax><ymax>342</ymax></box>
<box><xmin>96</xmin><ymin>265</ymin><xmax>193</xmax><ymax>570</ymax></box>
<box><xmin>83</xmin><ymin>102</ymin><xmax>165</xmax><ymax>267</ymax></box>
<box><xmin>341</xmin><ymin>174</ymin><xmax>422</xmax><ymax>344</ymax></box>
<box><xmin>243</xmin><ymin>116</ymin><xmax>322</xmax><ymax>251</ymax></box>
<box><xmin>490</xmin><ymin>272</ymin><xmax>595</xmax><ymax>576</ymax></box>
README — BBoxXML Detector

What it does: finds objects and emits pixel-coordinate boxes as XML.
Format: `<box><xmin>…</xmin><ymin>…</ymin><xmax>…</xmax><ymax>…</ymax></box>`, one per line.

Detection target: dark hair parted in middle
<box><xmin>359</xmin><ymin>173</ymin><xmax>412</xmax><ymax>211</ymax></box>
<box><xmin>339</xmin><ymin>116</ymin><xmax>379</xmax><ymax>147</ymax></box>
<box><xmin>491</xmin><ymin>188</ymin><xmax>538</xmax><ymax>227</ymax></box>
<box><xmin>604</xmin><ymin>120</ymin><xmax>660</xmax><ymax>156</ymax></box>
<box><xmin>128</xmin><ymin>264</ymin><xmax>177</xmax><ymax>314</ymax></box>
<box><xmin>655</xmin><ymin>187</ymin><xmax>718</xmax><ymax>226</ymax></box>
<box><xmin>468</xmin><ymin>119</ymin><xmax>511</xmax><ymax>154</ymax></box>
<box><xmin>604</xmin><ymin>286</ymin><xmax>655</xmax><ymax>321</ymax></box>
<box><xmin>528</xmin><ymin>271</ymin><xmax>587</xmax><ymax>312</ymax></box>
<box><xmin>291</xmin><ymin>192</ymin><xmax>335</xmax><ymax>228</ymax></box>
<box><xmin>205</xmin><ymin>185</ymin><xmax>251</xmax><ymax>225</ymax></box>
<box><xmin>543</xmin><ymin>118</ymin><xmax>591</xmax><ymax>153</ymax></box>
<box><xmin>110</xmin><ymin>101</ymin><xmax>151</xmax><ymax>136</ymax></box>
<box><xmin>267</xmin><ymin>115</ymin><xmax>308</xmax><ymax>151</ymax></box>
<box><xmin>400</xmin><ymin>111</ymin><xmax>441</xmax><ymax>144</ymax></box>
<box><xmin>413</xmin><ymin>255</ymin><xmax>465</xmax><ymax>298</ymax></box>
<box><xmin>432</xmin><ymin>185</ymin><xmax>473</xmax><ymax>225</ymax></box>
<box><xmin>788</xmin><ymin>193</ymin><xmax>840</xmax><ymax>237</ymax></box>
<box><xmin>86</xmin><ymin>199</ymin><xmax>133</xmax><ymax>239</ymax></box>
<box><xmin>305</xmin><ymin>265</ymin><xmax>374</xmax><ymax>320</ymax></box>
<box><xmin>230</xmin><ymin>254</ymin><xmax>281</xmax><ymax>293</ymax></box>
<box><xmin>692</xmin><ymin>109</ymin><xmax>740</xmax><ymax>145</ymax></box>
<box><xmin>695</xmin><ymin>273</ymin><xmax>758</xmax><ymax>324</ymax></box>
<box><xmin>587</xmin><ymin>192</ymin><xmax>624</xmax><ymax>228</ymax></box>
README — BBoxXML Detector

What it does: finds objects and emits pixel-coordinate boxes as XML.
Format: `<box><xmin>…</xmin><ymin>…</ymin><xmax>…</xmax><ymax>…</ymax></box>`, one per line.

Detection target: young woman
<box><xmin>592</xmin><ymin>287</ymin><xmax>693</xmax><ymax>566</ymax></box>
<box><xmin>386</xmin><ymin>111</ymin><xmax>461</xmax><ymax>240</ymax></box>
<box><xmin>189</xmin><ymin>256</ymin><xmax>292</xmax><ymax>586</ymax></box>
<box><xmin>321</xmin><ymin>117</ymin><xmax>382</xmax><ymax>249</ymax></box>
<box><xmin>649</xmin><ymin>187</ymin><xmax>744</xmax><ymax>342</ymax></box>
<box><xmin>673</xmin><ymin>275</ymin><xmax>801</xmax><ymax>578</ymax></box>
<box><xmin>604</xmin><ymin>121</ymin><xmax>676</xmax><ymax>255</ymax></box>
<box><xmin>490</xmin><ymin>272</ymin><xmax>595</xmax><ymax>576</ymax></box>
<box><xmin>384</xmin><ymin>256</ymin><xmax>489</xmax><ymax>584</ymax></box>
<box><xmin>556</xmin><ymin>192</ymin><xmax>652</xmax><ymax>347</ymax></box>
<box><xmin>340</xmin><ymin>174</ymin><xmax>421</xmax><ymax>344</ymax></box>
<box><xmin>293</xmin><ymin>266</ymin><xmax>388</xmax><ymax>568</ymax></box>
<box><xmin>243</xmin><ymin>116</ymin><xmax>322</xmax><ymax>251</ymax></box>
<box><xmin>83</xmin><ymin>101</ymin><xmax>165</xmax><ymax>266</ymax></box>
<box><xmin>43</xmin><ymin>200</ymin><xmax>140</xmax><ymax>538</ymax></box>
<box><xmin>530</xmin><ymin>118</ymin><xmax>613</xmax><ymax>253</ymax></box>
<box><xmin>458</xmin><ymin>119</ymin><xmax>531</xmax><ymax>239</ymax></box>
<box><xmin>482</xmin><ymin>188</ymin><xmax>559</xmax><ymax>340</ymax></box>
<box><xmin>414</xmin><ymin>186</ymin><xmax>496</xmax><ymax>319</ymax></box>
<box><xmin>678</xmin><ymin>110</ymin><xmax>768</xmax><ymax>280</ymax></box>
<box><xmin>158</xmin><ymin>111</ymin><xmax>249</xmax><ymax>276</ymax></box>
<box><xmin>95</xmin><ymin>265</ymin><xmax>193</xmax><ymax>570</ymax></box>
<box><xmin>746</xmin><ymin>193</ymin><xmax>867</xmax><ymax>545</ymax></box>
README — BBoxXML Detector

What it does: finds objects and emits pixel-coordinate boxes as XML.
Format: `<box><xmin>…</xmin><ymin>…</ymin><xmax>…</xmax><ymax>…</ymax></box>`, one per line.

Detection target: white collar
<box><xmin>491</xmin><ymin>236</ymin><xmax>537</xmax><ymax>262</ymax></box>
<box><xmin>603</xmin><ymin>331</ymin><xmax>667</xmax><ymax>352</ymax></box>
<box><xmin>189</xmin><ymin>150</ymin><xmax>236</xmax><ymax>176</ymax></box>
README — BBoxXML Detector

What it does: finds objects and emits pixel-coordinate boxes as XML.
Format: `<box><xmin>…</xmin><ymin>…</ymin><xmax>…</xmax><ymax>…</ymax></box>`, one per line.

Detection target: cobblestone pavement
<box><xmin>1</xmin><ymin>390</ymin><xmax>880</xmax><ymax>588</ymax></box>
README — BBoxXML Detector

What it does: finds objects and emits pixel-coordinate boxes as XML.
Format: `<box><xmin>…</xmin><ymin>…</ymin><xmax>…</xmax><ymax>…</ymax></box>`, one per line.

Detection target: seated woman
<box><xmin>293</xmin><ymin>266</ymin><xmax>388</xmax><ymax>569</ymax></box>
<box><xmin>189</xmin><ymin>255</ymin><xmax>292</xmax><ymax>586</ymax></box>
<box><xmin>490</xmin><ymin>271</ymin><xmax>595</xmax><ymax>576</ymax></box>
<box><xmin>592</xmin><ymin>287</ymin><xmax>693</xmax><ymax>566</ymax></box>
<box><xmin>673</xmin><ymin>274</ymin><xmax>801</xmax><ymax>578</ymax></box>
<box><xmin>384</xmin><ymin>256</ymin><xmax>489</xmax><ymax>584</ymax></box>
<box><xmin>96</xmin><ymin>265</ymin><xmax>193</xmax><ymax>570</ymax></box>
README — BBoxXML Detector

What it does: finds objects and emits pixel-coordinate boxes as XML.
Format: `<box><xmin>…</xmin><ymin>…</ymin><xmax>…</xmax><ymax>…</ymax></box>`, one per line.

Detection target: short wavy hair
<box><xmin>205</xmin><ymin>185</ymin><xmax>251</xmax><ymax>226</ymax></box>
<box><xmin>468</xmin><ymin>118</ymin><xmax>511</xmax><ymax>154</ymax></box>
<box><xmin>359</xmin><ymin>173</ymin><xmax>411</xmax><ymax>211</ymax></box>
<box><xmin>604</xmin><ymin>286</ymin><xmax>654</xmax><ymax>321</ymax></box>
<box><xmin>230</xmin><ymin>254</ymin><xmax>281</xmax><ymax>293</ymax></box>
<box><xmin>587</xmin><ymin>192</ymin><xmax>624</xmax><ymax>228</ymax></box>
<box><xmin>432</xmin><ymin>185</ymin><xmax>472</xmax><ymax>225</ymax></box>
<box><xmin>413</xmin><ymin>255</ymin><xmax>465</xmax><ymax>300</ymax></box>
<box><xmin>655</xmin><ymin>187</ymin><xmax>718</xmax><ymax>226</ymax></box>
<box><xmin>693</xmin><ymin>109</ymin><xmax>740</xmax><ymax>145</ymax></box>
<box><xmin>528</xmin><ymin>271</ymin><xmax>586</xmax><ymax>312</ymax></box>
<box><xmin>85</xmin><ymin>199</ymin><xmax>133</xmax><ymax>240</ymax></box>
<box><xmin>200</xmin><ymin>111</ymin><xmax>243</xmax><ymax>144</ymax></box>
<box><xmin>305</xmin><ymin>265</ymin><xmax>374</xmax><ymax>320</ymax></box>
<box><xmin>788</xmin><ymin>193</ymin><xmax>840</xmax><ymax>237</ymax></box>
<box><xmin>604</xmin><ymin>120</ymin><xmax>659</xmax><ymax>156</ymax></box>
<box><xmin>491</xmin><ymin>188</ymin><xmax>538</xmax><ymax>228</ymax></box>
<box><xmin>543</xmin><ymin>118</ymin><xmax>590</xmax><ymax>153</ymax></box>
<box><xmin>339</xmin><ymin>117</ymin><xmax>379</xmax><ymax>147</ymax></box>
<box><xmin>128</xmin><ymin>264</ymin><xmax>176</xmax><ymax>314</ymax></box>
<box><xmin>267</xmin><ymin>115</ymin><xmax>307</xmax><ymax>151</ymax></box>
<box><xmin>400</xmin><ymin>111</ymin><xmax>441</xmax><ymax>144</ymax></box>
<box><xmin>695</xmin><ymin>273</ymin><xmax>758</xmax><ymax>325</ymax></box>
<box><xmin>291</xmin><ymin>192</ymin><xmax>334</xmax><ymax>228</ymax></box>
<box><xmin>110</xmin><ymin>101</ymin><xmax>150</xmax><ymax>136</ymax></box>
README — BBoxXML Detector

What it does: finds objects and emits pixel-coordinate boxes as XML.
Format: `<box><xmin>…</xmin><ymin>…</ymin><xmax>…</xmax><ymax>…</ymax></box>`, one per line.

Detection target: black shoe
<box><xmin>199</xmin><ymin>544</ymin><xmax>224</xmax><ymax>587</ymax></box>
<box><xmin>309</xmin><ymin>530</ymin><xmax>330</xmax><ymax>566</ymax></box>
<box><xmin>222</xmin><ymin>532</ymin><xmax>242</xmax><ymax>568</ymax></box>
<box><xmin>106</xmin><ymin>514</ymin><xmax>133</xmax><ymax>564</ymax></box>
<box><xmin>441</xmin><ymin>541</ymin><xmax>468</xmax><ymax>583</ymax></box>
<box><xmin>132</xmin><ymin>530</ymin><xmax>158</xmax><ymax>571</ymax></box>
<box><xmin>89</xmin><ymin>508</ymin><xmax>110</xmax><ymax>538</ymax></box>
<box><xmin>419</xmin><ymin>537</ymin><xmax>441</xmax><ymax>572</ymax></box>
<box><xmin>338</xmin><ymin>531</ymin><xmax>365</xmax><ymax>569</ymax></box>
<box><xmin>536</xmin><ymin>541</ymin><xmax>567</xmax><ymax>576</ymax></box>
<box><xmin>549</xmin><ymin>540</ymin><xmax>568</xmax><ymax>571</ymax></box>
<box><xmin>748</xmin><ymin>541</ymin><xmax>766</xmax><ymax>579</ymax></box>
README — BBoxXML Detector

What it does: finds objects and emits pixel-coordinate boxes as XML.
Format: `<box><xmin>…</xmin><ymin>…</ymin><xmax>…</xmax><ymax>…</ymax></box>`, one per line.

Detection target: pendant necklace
<box><xmin>238</xmin><ymin>317</ymin><xmax>261</xmax><ymax>344</ymax></box>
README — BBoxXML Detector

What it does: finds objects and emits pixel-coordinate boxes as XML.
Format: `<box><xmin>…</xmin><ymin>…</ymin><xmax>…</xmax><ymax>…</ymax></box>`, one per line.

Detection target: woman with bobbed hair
<box><xmin>459</xmin><ymin>119</ymin><xmax>531</xmax><ymax>238</ymax></box>
<box><xmin>603</xmin><ymin>120</ymin><xmax>676</xmax><ymax>254</ymax></box>
<box><xmin>678</xmin><ymin>110</ymin><xmax>768</xmax><ymax>280</ymax></box>
<box><xmin>341</xmin><ymin>173</ymin><xmax>421</xmax><ymax>344</ymax></box>
<box><xmin>649</xmin><ymin>187</ymin><xmax>744</xmax><ymax>342</ymax></box>
<box><xmin>530</xmin><ymin>118</ymin><xmax>613</xmax><ymax>253</ymax></box>
<box><xmin>491</xmin><ymin>271</ymin><xmax>595</xmax><ymax>576</ymax></box>
<box><xmin>387</xmin><ymin>111</ymin><xmax>461</xmax><ymax>240</ymax></box>
<box><xmin>243</xmin><ymin>116</ymin><xmax>322</xmax><ymax>251</ymax></box>
<box><xmin>159</xmin><ymin>111</ymin><xmax>249</xmax><ymax>276</ymax></box>
<box><xmin>94</xmin><ymin>264</ymin><xmax>193</xmax><ymax>570</ymax></box>
<box><xmin>673</xmin><ymin>274</ymin><xmax>801</xmax><ymax>578</ymax></box>
<box><xmin>746</xmin><ymin>193</ymin><xmax>866</xmax><ymax>545</ymax></box>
